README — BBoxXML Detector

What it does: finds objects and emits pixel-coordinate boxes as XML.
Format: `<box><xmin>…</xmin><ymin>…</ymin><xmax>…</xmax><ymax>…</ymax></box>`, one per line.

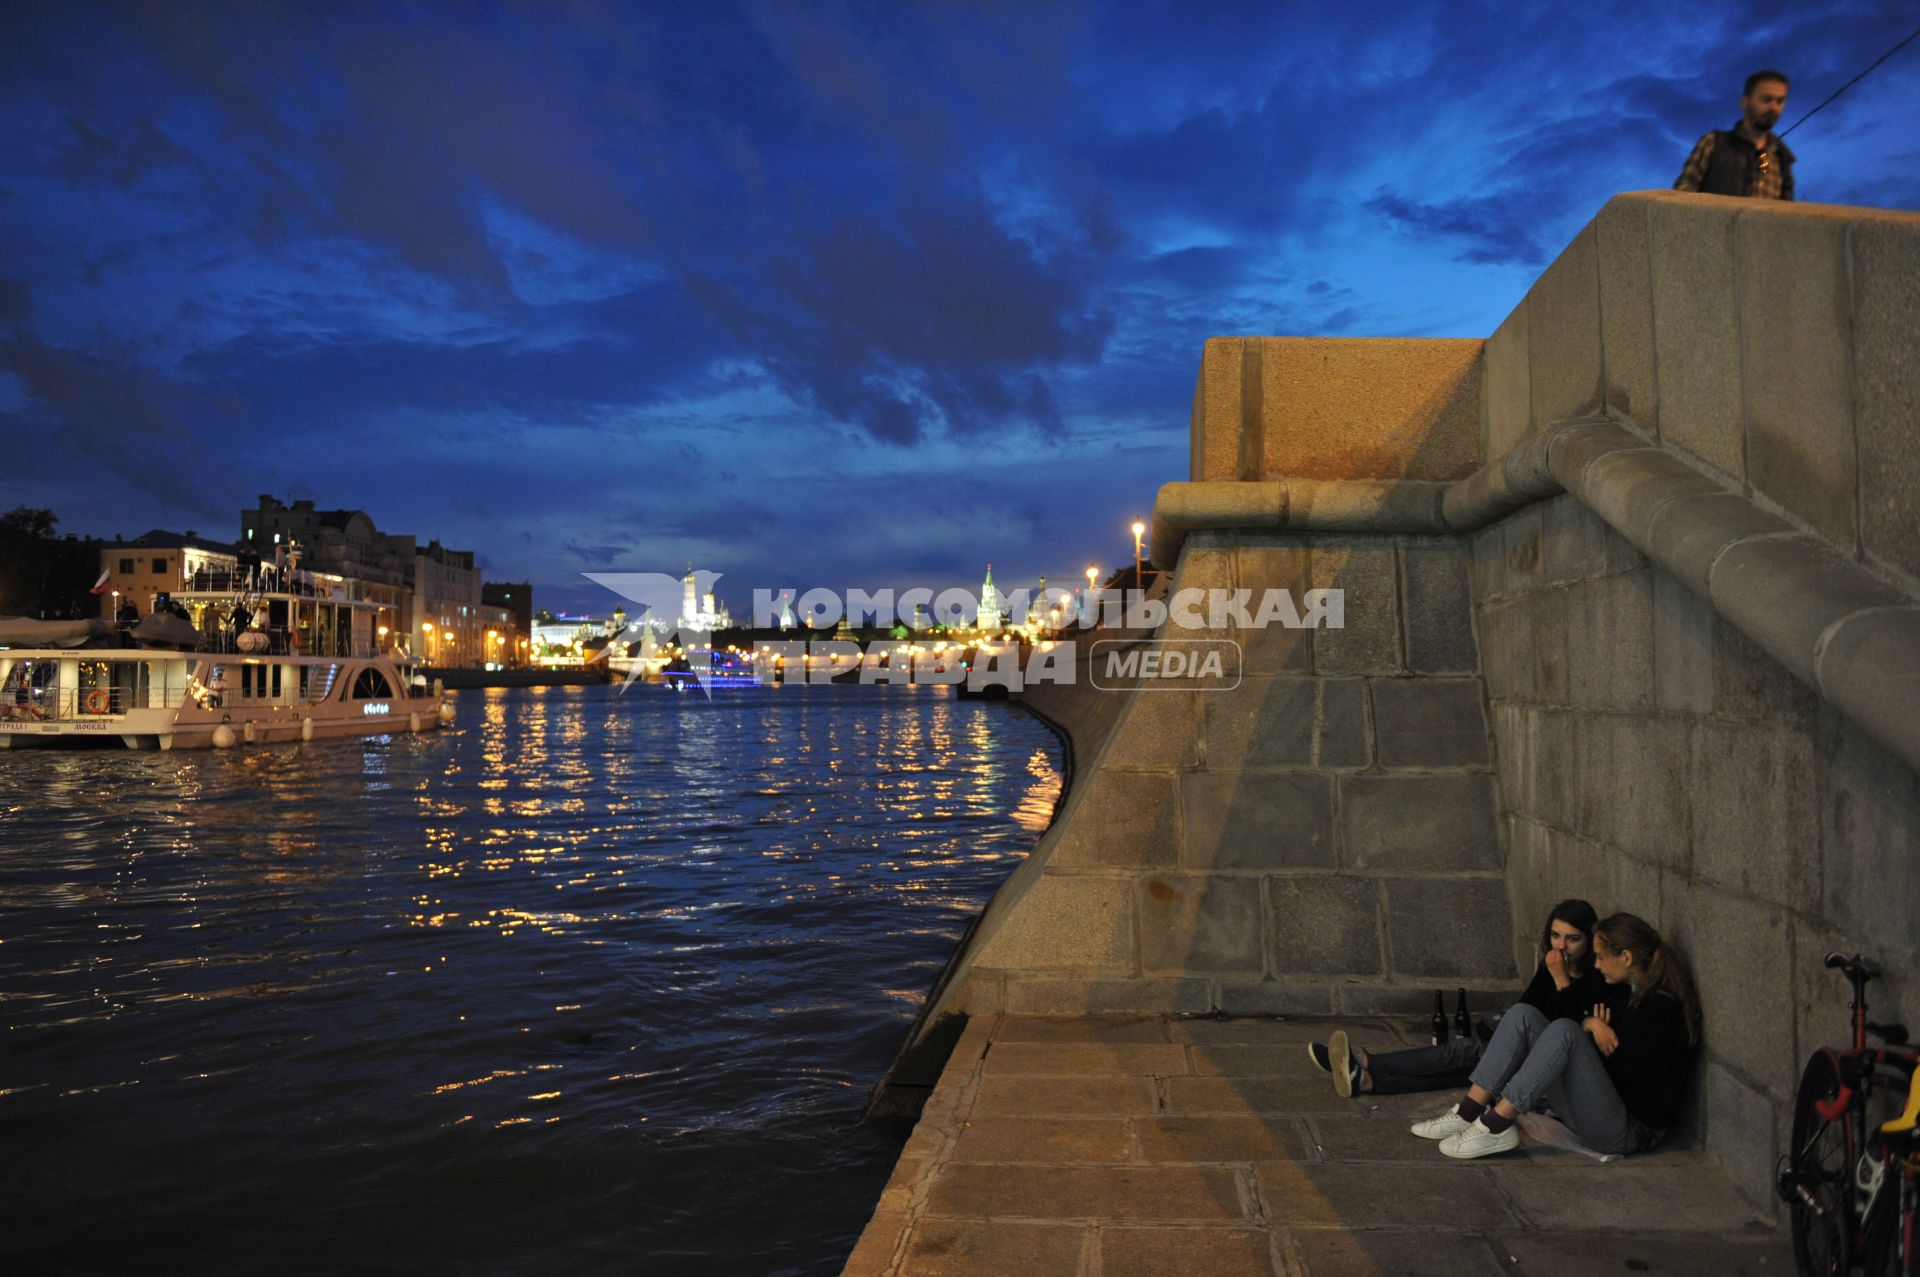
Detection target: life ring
<box><xmin>84</xmin><ymin>690</ymin><xmax>111</xmax><ymax>715</ymax></box>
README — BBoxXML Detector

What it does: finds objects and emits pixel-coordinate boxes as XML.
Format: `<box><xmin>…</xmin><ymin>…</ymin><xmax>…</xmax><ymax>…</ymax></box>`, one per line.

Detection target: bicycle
<box><xmin>1778</xmin><ymin>952</ymin><xmax>1920</xmax><ymax>1275</ymax></box>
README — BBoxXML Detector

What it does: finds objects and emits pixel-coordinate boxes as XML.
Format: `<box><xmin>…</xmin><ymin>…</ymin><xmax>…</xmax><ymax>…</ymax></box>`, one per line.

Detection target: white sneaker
<box><xmin>1409</xmin><ymin>1105</ymin><xmax>1472</xmax><ymax>1139</ymax></box>
<box><xmin>1439</xmin><ymin>1117</ymin><xmax>1520</xmax><ymax>1159</ymax></box>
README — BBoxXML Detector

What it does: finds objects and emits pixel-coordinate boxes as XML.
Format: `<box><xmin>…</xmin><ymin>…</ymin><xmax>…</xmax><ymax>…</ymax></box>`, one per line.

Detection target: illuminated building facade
<box><xmin>679</xmin><ymin>567</ymin><xmax>732</xmax><ymax>630</ymax></box>
<box><xmin>978</xmin><ymin>563</ymin><xmax>1001</xmax><ymax>631</ymax></box>
<box><xmin>94</xmin><ymin>531</ymin><xmax>239</xmax><ymax>620</ymax></box>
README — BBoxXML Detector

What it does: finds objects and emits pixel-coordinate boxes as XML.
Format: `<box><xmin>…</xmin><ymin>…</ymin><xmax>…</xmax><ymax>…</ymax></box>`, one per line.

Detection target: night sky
<box><xmin>4</xmin><ymin>2</ymin><xmax>1916</xmax><ymax>616</ymax></box>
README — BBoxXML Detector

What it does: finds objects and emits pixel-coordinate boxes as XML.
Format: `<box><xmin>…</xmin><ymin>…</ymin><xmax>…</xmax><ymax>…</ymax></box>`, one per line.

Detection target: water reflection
<box><xmin>0</xmin><ymin>683</ymin><xmax>1058</xmax><ymax>1276</ymax></box>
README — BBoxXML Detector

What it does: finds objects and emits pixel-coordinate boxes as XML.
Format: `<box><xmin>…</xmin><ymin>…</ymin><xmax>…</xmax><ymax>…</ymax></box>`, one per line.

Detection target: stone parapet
<box><xmin>1190</xmin><ymin>338</ymin><xmax>1483</xmax><ymax>484</ymax></box>
<box><xmin>1538</xmin><ymin>193</ymin><xmax>1920</xmax><ymax>590</ymax></box>
<box><xmin>1157</xmin><ymin>415</ymin><xmax>1920</xmax><ymax>782</ymax></box>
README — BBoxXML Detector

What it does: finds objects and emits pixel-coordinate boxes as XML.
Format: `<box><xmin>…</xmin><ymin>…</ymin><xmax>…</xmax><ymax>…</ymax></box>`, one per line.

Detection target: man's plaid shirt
<box><xmin>1674</xmin><ymin>121</ymin><xmax>1790</xmax><ymax>199</ymax></box>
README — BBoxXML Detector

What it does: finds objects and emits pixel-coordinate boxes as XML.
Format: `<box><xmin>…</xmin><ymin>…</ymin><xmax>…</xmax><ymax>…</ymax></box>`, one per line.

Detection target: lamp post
<box><xmin>1086</xmin><ymin>564</ymin><xmax>1099</xmax><ymax>626</ymax></box>
<box><xmin>1131</xmin><ymin>519</ymin><xmax>1146</xmax><ymax>589</ymax></box>
<box><xmin>422</xmin><ymin>621</ymin><xmax>434</xmax><ymax>665</ymax></box>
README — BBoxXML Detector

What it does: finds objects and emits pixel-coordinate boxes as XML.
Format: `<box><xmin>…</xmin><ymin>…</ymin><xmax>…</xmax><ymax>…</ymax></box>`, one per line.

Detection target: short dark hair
<box><xmin>1745</xmin><ymin>69</ymin><xmax>1789</xmax><ymax>96</ymax></box>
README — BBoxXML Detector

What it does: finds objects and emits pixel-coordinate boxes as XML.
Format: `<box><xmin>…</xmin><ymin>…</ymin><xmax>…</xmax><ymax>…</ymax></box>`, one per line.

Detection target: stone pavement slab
<box><xmin>841</xmin><ymin>1014</ymin><xmax>1793</xmax><ymax>1276</ymax></box>
<box><xmin>1289</xmin><ymin>1229</ymin><xmax>1507</xmax><ymax>1276</ymax></box>
<box><xmin>1492</xmin><ymin>1230</ymin><xmax>1795</xmax><ymax>1275</ymax></box>
<box><xmin>1097</xmin><ymin>1226</ymin><xmax>1280</xmax><ymax>1277</ymax></box>
<box><xmin>1483</xmin><ymin>1162</ymin><xmax>1771</xmax><ymax>1232</ymax></box>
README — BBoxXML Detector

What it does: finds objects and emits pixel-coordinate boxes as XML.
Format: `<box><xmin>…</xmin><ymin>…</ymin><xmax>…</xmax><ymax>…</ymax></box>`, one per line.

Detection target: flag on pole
<box><xmin>89</xmin><ymin>569</ymin><xmax>111</xmax><ymax>594</ymax></box>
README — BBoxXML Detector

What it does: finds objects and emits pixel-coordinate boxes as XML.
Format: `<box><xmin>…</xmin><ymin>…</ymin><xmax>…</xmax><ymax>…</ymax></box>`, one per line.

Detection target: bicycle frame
<box><xmin>1783</xmin><ymin>954</ymin><xmax>1920</xmax><ymax>1276</ymax></box>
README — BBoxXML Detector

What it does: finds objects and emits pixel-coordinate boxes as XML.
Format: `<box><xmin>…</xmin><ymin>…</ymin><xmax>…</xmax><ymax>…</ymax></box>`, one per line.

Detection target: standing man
<box><xmin>1674</xmin><ymin>70</ymin><xmax>1794</xmax><ymax>199</ymax></box>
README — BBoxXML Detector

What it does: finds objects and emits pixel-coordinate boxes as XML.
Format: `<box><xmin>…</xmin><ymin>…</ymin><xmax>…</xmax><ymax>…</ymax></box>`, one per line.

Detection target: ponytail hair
<box><xmin>1596</xmin><ymin>913</ymin><xmax>1700</xmax><ymax>1044</ymax></box>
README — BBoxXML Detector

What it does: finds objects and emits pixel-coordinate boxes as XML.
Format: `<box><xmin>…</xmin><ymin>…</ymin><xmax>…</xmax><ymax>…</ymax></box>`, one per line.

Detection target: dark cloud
<box><xmin>0</xmin><ymin>276</ymin><xmax>30</xmax><ymax>327</ymax></box>
<box><xmin>560</xmin><ymin>541</ymin><xmax>631</xmax><ymax>566</ymax></box>
<box><xmin>1367</xmin><ymin>191</ymin><xmax>1550</xmax><ymax>267</ymax></box>
<box><xmin>0</xmin><ymin>0</ymin><xmax>1915</xmax><ymax>609</ymax></box>
<box><xmin>0</xmin><ymin>337</ymin><xmax>226</xmax><ymax>522</ymax></box>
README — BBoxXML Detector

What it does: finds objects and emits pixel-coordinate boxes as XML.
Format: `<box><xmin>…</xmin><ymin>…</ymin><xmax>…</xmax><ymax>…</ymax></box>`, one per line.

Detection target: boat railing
<box><xmin>194</xmin><ymin>630</ymin><xmax>388</xmax><ymax>660</ymax></box>
<box><xmin>2</xmin><ymin>684</ymin><xmax>193</xmax><ymax>722</ymax></box>
<box><xmin>178</xmin><ymin>566</ymin><xmax>332</xmax><ymax>598</ymax></box>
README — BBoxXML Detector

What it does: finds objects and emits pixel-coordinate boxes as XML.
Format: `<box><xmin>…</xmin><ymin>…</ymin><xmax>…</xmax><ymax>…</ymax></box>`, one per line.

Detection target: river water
<box><xmin>0</xmin><ymin>683</ymin><xmax>1062</xmax><ymax>1275</ymax></box>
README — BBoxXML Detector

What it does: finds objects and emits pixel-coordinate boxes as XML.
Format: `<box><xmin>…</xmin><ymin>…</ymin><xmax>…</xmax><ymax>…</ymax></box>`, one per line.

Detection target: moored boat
<box><xmin>0</xmin><ymin>578</ymin><xmax>450</xmax><ymax>751</ymax></box>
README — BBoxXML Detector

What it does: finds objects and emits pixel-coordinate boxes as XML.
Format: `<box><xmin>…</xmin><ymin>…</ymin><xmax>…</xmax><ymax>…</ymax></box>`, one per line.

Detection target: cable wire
<box><xmin>1778</xmin><ymin>20</ymin><xmax>1920</xmax><ymax>139</ymax></box>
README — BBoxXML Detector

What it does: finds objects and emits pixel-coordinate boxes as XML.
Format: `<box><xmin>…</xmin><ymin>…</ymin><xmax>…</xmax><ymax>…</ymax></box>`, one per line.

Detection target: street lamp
<box><xmin>1131</xmin><ymin>519</ymin><xmax>1146</xmax><ymax>588</ymax></box>
<box><xmin>1086</xmin><ymin>564</ymin><xmax>1099</xmax><ymax>624</ymax></box>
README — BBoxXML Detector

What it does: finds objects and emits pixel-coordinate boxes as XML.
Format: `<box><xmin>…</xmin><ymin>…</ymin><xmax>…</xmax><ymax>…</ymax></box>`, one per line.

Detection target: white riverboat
<box><xmin>0</xmin><ymin>574</ymin><xmax>450</xmax><ymax>751</ymax></box>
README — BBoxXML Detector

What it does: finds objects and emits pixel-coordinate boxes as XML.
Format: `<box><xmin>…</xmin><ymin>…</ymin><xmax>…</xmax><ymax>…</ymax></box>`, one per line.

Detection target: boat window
<box><xmin>350</xmin><ymin>667</ymin><xmax>393</xmax><ymax>699</ymax></box>
<box><xmin>271</xmin><ymin>665</ymin><xmax>282</xmax><ymax>698</ymax></box>
<box><xmin>3</xmin><ymin>661</ymin><xmax>56</xmax><ymax>720</ymax></box>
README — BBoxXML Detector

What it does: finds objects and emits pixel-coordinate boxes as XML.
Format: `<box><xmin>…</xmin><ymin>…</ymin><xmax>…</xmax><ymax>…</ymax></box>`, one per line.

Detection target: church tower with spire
<box><xmin>979</xmin><ymin>563</ymin><xmax>1001</xmax><ymax>632</ymax></box>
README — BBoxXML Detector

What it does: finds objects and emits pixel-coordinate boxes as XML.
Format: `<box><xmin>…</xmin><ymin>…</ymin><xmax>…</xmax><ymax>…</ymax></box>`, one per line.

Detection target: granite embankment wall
<box><xmin>926</xmin><ymin>330</ymin><xmax>1523</xmax><ymax>1024</ymax></box>
<box><xmin>901</xmin><ymin>191</ymin><xmax>1920</xmax><ymax>1211</ymax></box>
<box><xmin>1003</xmin><ymin>527</ymin><xmax>1521</xmax><ymax>1018</ymax></box>
<box><xmin>1470</xmin><ymin>192</ymin><xmax>1920</xmax><ymax>1196</ymax></box>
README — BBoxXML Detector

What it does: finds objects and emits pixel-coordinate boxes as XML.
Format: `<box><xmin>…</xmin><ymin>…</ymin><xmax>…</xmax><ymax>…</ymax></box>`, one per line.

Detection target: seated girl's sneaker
<box><xmin>1410</xmin><ymin>1105</ymin><xmax>1471</xmax><ymax>1139</ymax></box>
<box><xmin>1439</xmin><ymin>1117</ymin><xmax>1520</xmax><ymax>1160</ymax></box>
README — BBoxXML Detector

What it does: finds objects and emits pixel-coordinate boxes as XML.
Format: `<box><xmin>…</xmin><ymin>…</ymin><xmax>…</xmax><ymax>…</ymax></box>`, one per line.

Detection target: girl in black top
<box><xmin>1421</xmin><ymin>912</ymin><xmax>1701</xmax><ymax>1159</ymax></box>
<box><xmin>1311</xmin><ymin>899</ymin><xmax>1603</xmax><ymax>1097</ymax></box>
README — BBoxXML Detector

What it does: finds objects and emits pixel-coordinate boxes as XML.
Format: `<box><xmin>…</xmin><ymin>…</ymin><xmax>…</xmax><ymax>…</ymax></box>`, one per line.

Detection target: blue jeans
<box><xmin>1365</xmin><ymin>1034</ymin><xmax>1482</xmax><ymax>1095</ymax></box>
<box><xmin>1468</xmin><ymin>1002</ymin><xmax>1653</xmax><ymax>1155</ymax></box>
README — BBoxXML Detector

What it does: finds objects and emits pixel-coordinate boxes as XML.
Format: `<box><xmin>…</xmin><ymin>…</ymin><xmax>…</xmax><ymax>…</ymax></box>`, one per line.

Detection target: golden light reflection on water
<box><xmin>0</xmin><ymin>683</ymin><xmax>1067</xmax><ymax>1272</ymax></box>
<box><xmin>1012</xmin><ymin>746</ymin><xmax>1065</xmax><ymax>833</ymax></box>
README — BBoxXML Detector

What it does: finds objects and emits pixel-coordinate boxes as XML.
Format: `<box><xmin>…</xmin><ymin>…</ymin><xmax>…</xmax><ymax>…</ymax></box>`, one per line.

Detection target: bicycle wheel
<box><xmin>1858</xmin><ymin>1159</ymin><xmax>1917</xmax><ymax>1277</ymax></box>
<box><xmin>1790</xmin><ymin>1050</ymin><xmax>1855</xmax><ymax>1277</ymax></box>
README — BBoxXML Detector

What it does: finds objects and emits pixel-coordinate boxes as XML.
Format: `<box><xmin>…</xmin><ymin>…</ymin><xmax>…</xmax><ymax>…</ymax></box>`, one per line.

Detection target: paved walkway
<box><xmin>843</xmin><ymin>1015</ymin><xmax>1792</xmax><ymax>1276</ymax></box>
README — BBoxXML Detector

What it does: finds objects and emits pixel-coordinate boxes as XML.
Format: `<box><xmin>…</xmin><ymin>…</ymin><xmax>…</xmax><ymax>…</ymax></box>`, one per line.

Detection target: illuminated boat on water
<box><xmin>0</xmin><ymin>575</ymin><xmax>450</xmax><ymax>751</ymax></box>
<box><xmin>659</xmin><ymin>651</ymin><xmax>761</xmax><ymax>690</ymax></box>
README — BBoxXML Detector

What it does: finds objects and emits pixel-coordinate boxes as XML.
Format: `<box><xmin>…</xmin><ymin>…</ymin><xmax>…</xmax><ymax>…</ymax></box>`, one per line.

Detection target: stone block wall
<box><xmin>1492</xmin><ymin>191</ymin><xmax>1920</xmax><ymax>594</ymax></box>
<box><xmin>949</xmin><ymin>527</ymin><xmax>1520</xmax><ymax>1018</ymax></box>
<box><xmin>1475</xmin><ymin>492</ymin><xmax>1920</xmax><ymax>1207</ymax></box>
<box><xmin>1191</xmin><ymin>337</ymin><xmax>1483</xmax><ymax>484</ymax></box>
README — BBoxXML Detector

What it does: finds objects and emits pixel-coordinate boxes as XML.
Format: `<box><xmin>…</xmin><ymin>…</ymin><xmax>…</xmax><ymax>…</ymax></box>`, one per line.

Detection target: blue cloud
<box><xmin>0</xmin><ymin>0</ymin><xmax>1915</xmax><ymax>614</ymax></box>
